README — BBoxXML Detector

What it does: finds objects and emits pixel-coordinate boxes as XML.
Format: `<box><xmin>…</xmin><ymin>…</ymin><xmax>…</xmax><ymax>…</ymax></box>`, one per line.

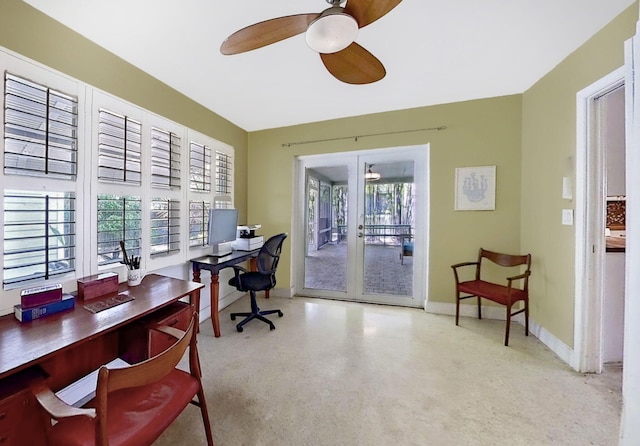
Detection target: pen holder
<box><xmin>127</xmin><ymin>268</ymin><xmax>145</xmax><ymax>287</ymax></box>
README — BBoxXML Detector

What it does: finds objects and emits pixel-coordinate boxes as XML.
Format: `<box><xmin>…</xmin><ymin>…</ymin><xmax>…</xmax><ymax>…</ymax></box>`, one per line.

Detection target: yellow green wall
<box><xmin>0</xmin><ymin>0</ymin><xmax>249</xmax><ymax>221</ymax></box>
<box><xmin>248</xmin><ymin>95</ymin><xmax>523</xmax><ymax>301</ymax></box>
<box><xmin>1</xmin><ymin>0</ymin><xmax>638</xmax><ymax>349</ymax></box>
<box><xmin>521</xmin><ymin>3</ymin><xmax>637</xmax><ymax>346</ymax></box>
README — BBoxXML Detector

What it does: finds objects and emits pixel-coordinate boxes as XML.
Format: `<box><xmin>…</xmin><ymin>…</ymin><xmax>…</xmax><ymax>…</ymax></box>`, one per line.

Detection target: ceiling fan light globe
<box><xmin>365</xmin><ymin>167</ymin><xmax>381</xmax><ymax>181</ymax></box>
<box><xmin>305</xmin><ymin>9</ymin><xmax>358</xmax><ymax>54</ymax></box>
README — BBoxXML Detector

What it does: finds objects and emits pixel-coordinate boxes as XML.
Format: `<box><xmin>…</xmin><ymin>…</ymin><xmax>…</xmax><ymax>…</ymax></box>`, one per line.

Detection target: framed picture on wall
<box><xmin>454</xmin><ymin>165</ymin><xmax>496</xmax><ymax>211</ymax></box>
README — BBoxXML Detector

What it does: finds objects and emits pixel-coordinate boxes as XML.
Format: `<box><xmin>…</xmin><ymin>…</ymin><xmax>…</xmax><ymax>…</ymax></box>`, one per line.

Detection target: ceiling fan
<box><xmin>220</xmin><ymin>0</ymin><xmax>403</xmax><ymax>85</ymax></box>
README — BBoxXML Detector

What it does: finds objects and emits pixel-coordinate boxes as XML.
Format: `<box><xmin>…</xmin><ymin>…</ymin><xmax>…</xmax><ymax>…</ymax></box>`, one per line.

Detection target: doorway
<box><xmin>293</xmin><ymin>146</ymin><xmax>428</xmax><ymax>308</ymax></box>
<box><xmin>575</xmin><ymin>68</ymin><xmax>626</xmax><ymax>372</ymax></box>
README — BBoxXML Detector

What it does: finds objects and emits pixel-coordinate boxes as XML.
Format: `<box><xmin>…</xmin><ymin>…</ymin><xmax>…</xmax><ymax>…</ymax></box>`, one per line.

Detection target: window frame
<box><xmin>3</xmin><ymin>190</ymin><xmax>77</xmax><ymax>289</ymax></box>
<box><xmin>150</xmin><ymin>196</ymin><xmax>181</xmax><ymax>257</ymax></box>
<box><xmin>0</xmin><ymin>53</ymin><xmax>87</xmax><ymax>302</ymax></box>
<box><xmin>3</xmin><ymin>72</ymin><xmax>79</xmax><ymax>180</ymax></box>
<box><xmin>0</xmin><ymin>50</ymin><xmax>235</xmax><ymax>314</ymax></box>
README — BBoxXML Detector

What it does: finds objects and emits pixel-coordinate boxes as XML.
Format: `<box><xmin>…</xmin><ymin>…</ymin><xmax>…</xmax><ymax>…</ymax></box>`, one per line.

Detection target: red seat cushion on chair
<box><xmin>48</xmin><ymin>369</ymin><xmax>200</xmax><ymax>446</ymax></box>
<box><xmin>458</xmin><ymin>280</ymin><xmax>527</xmax><ymax>305</ymax></box>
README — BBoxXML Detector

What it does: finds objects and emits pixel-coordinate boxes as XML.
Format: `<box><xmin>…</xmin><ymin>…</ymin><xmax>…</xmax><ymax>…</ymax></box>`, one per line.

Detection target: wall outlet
<box><xmin>562</xmin><ymin>209</ymin><xmax>574</xmax><ymax>226</ymax></box>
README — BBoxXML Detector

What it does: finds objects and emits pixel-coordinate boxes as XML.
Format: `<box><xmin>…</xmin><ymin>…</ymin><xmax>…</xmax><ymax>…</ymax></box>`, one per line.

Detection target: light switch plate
<box><xmin>562</xmin><ymin>177</ymin><xmax>572</xmax><ymax>200</ymax></box>
<box><xmin>562</xmin><ymin>209</ymin><xmax>574</xmax><ymax>225</ymax></box>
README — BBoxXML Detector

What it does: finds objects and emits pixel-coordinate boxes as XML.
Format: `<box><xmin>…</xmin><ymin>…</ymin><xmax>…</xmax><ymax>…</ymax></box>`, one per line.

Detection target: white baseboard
<box><xmin>426</xmin><ymin>301</ymin><xmax>574</xmax><ymax>367</ymax></box>
<box><xmin>269</xmin><ymin>287</ymin><xmax>294</xmax><ymax>298</ymax></box>
<box><xmin>528</xmin><ymin>317</ymin><xmax>575</xmax><ymax>368</ymax></box>
<box><xmin>425</xmin><ymin>301</ymin><xmax>518</xmax><ymax>321</ymax></box>
<box><xmin>204</xmin><ymin>287</ymin><xmax>292</xmax><ymax>320</ymax></box>
<box><xmin>218</xmin><ymin>289</ymin><xmax>246</xmax><ymax>311</ymax></box>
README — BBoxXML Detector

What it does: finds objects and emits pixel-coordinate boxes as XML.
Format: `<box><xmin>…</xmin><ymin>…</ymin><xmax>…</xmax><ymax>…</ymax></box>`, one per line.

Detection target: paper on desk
<box><xmin>56</xmin><ymin>358</ymin><xmax>130</xmax><ymax>407</ymax></box>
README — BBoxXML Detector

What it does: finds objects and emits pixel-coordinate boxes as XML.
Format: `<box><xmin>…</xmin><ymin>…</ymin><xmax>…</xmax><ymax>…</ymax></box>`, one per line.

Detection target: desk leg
<box><xmin>210</xmin><ymin>273</ymin><xmax>221</xmax><ymax>337</ymax></box>
<box><xmin>192</xmin><ymin>270</ymin><xmax>202</xmax><ymax>333</ymax></box>
<box><xmin>249</xmin><ymin>258</ymin><xmax>269</xmax><ymax>299</ymax></box>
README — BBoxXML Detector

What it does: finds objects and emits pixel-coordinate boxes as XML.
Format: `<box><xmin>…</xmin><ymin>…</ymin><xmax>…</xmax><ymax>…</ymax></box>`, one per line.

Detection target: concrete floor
<box><xmin>156</xmin><ymin>295</ymin><xmax>622</xmax><ymax>446</ymax></box>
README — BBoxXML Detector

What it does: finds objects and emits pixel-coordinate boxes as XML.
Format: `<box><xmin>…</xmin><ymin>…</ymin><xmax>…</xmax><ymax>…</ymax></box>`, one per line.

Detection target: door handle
<box><xmin>358</xmin><ymin>232</ymin><xmax>363</xmax><ymax>238</ymax></box>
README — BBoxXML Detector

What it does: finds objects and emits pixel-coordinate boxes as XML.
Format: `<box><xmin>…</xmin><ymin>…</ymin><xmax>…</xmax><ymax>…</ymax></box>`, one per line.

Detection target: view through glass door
<box><xmin>296</xmin><ymin>147</ymin><xmax>427</xmax><ymax>307</ymax></box>
<box><xmin>357</xmin><ymin>158</ymin><xmax>415</xmax><ymax>303</ymax></box>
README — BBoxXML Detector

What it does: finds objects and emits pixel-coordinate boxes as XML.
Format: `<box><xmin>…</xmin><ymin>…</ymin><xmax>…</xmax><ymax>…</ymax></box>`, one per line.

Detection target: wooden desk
<box><xmin>0</xmin><ymin>274</ymin><xmax>203</xmax><ymax>446</ymax></box>
<box><xmin>191</xmin><ymin>249</ymin><xmax>261</xmax><ymax>337</ymax></box>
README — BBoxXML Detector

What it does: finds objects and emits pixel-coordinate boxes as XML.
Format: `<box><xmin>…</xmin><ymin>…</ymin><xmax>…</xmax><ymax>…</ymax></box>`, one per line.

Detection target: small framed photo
<box><xmin>454</xmin><ymin>165</ymin><xmax>496</xmax><ymax>211</ymax></box>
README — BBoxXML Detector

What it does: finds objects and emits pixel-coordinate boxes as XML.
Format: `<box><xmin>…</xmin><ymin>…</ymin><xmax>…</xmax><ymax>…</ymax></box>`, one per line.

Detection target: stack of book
<box><xmin>14</xmin><ymin>283</ymin><xmax>75</xmax><ymax>322</ymax></box>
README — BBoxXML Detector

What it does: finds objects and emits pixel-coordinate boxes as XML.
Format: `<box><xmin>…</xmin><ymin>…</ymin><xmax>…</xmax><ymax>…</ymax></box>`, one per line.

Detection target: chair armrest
<box><xmin>33</xmin><ymin>384</ymin><xmax>96</xmax><ymax>420</ymax></box>
<box><xmin>232</xmin><ymin>265</ymin><xmax>249</xmax><ymax>274</ymax></box>
<box><xmin>451</xmin><ymin>261</ymin><xmax>478</xmax><ymax>269</ymax></box>
<box><xmin>506</xmin><ymin>271</ymin><xmax>531</xmax><ymax>282</ymax></box>
<box><xmin>451</xmin><ymin>261</ymin><xmax>479</xmax><ymax>284</ymax></box>
<box><xmin>153</xmin><ymin>324</ymin><xmax>186</xmax><ymax>340</ymax></box>
<box><xmin>231</xmin><ymin>265</ymin><xmax>249</xmax><ymax>289</ymax></box>
<box><xmin>451</xmin><ymin>261</ymin><xmax>478</xmax><ymax>271</ymax></box>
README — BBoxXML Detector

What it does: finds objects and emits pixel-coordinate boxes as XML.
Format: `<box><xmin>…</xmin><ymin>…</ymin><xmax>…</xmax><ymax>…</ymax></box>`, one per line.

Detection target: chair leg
<box><xmin>477</xmin><ymin>296</ymin><xmax>482</xmax><ymax>320</ymax></box>
<box><xmin>196</xmin><ymin>386</ymin><xmax>214</xmax><ymax>446</ymax></box>
<box><xmin>504</xmin><ymin>305</ymin><xmax>511</xmax><ymax>346</ymax></box>
<box><xmin>229</xmin><ymin>291</ymin><xmax>282</xmax><ymax>332</ymax></box>
<box><xmin>524</xmin><ymin>299</ymin><xmax>529</xmax><ymax>336</ymax></box>
<box><xmin>455</xmin><ymin>291</ymin><xmax>460</xmax><ymax>326</ymax></box>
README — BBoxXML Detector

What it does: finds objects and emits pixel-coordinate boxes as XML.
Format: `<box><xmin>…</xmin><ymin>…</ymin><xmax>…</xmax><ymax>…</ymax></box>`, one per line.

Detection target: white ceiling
<box><xmin>24</xmin><ymin>0</ymin><xmax>635</xmax><ymax>132</ymax></box>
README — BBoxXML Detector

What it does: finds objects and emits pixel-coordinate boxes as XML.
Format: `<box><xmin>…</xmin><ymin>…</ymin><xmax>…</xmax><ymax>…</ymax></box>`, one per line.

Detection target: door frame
<box><xmin>574</xmin><ymin>66</ymin><xmax>625</xmax><ymax>373</ymax></box>
<box><xmin>292</xmin><ymin>145</ymin><xmax>429</xmax><ymax>307</ymax></box>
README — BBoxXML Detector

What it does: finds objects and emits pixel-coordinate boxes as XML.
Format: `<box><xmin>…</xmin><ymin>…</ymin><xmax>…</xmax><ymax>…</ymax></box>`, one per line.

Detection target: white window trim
<box><xmin>0</xmin><ymin>46</ymin><xmax>235</xmax><ymax>315</ymax></box>
<box><xmin>0</xmin><ymin>49</ymin><xmax>88</xmax><ymax>310</ymax></box>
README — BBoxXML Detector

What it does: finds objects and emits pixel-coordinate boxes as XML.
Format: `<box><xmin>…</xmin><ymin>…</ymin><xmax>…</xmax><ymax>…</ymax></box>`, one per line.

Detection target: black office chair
<box><xmin>229</xmin><ymin>233</ymin><xmax>287</xmax><ymax>332</ymax></box>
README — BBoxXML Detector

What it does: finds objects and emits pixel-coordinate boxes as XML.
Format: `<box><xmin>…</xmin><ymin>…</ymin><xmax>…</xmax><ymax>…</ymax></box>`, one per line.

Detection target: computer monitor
<box><xmin>207</xmin><ymin>208</ymin><xmax>238</xmax><ymax>257</ymax></box>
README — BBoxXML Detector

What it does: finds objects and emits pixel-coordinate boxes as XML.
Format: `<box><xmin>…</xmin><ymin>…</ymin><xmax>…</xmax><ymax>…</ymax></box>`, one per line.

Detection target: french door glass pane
<box><xmin>304</xmin><ymin>167</ymin><xmax>348</xmax><ymax>292</ymax></box>
<box><xmin>362</xmin><ymin>161</ymin><xmax>414</xmax><ymax>297</ymax></box>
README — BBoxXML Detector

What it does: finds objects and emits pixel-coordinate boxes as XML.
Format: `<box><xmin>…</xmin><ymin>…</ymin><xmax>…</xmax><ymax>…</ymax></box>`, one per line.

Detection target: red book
<box><xmin>20</xmin><ymin>283</ymin><xmax>63</xmax><ymax>309</ymax></box>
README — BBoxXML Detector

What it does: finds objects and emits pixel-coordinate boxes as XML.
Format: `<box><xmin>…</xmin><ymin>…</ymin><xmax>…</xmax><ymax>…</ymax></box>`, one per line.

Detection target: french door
<box><xmin>293</xmin><ymin>146</ymin><xmax>428</xmax><ymax>307</ymax></box>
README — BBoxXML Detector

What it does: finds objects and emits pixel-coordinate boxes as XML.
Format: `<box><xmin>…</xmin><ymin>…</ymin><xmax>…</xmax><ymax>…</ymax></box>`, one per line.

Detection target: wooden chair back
<box><xmin>34</xmin><ymin>312</ymin><xmax>214</xmax><ymax>446</ymax></box>
<box><xmin>93</xmin><ymin>316</ymin><xmax>199</xmax><ymax>445</ymax></box>
<box><xmin>478</xmin><ymin>248</ymin><xmax>531</xmax><ymax>287</ymax></box>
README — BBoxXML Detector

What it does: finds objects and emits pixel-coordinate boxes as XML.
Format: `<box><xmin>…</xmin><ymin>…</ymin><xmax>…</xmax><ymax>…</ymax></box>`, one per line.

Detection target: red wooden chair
<box><xmin>33</xmin><ymin>312</ymin><xmax>214</xmax><ymax>446</ymax></box>
<box><xmin>452</xmin><ymin>248</ymin><xmax>532</xmax><ymax>346</ymax></box>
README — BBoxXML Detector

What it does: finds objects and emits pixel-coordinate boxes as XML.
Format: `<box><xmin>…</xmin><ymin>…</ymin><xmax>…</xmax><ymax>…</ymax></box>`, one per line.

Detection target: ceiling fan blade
<box><xmin>220</xmin><ymin>13</ymin><xmax>320</xmax><ymax>55</ymax></box>
<box><xmin>344</xmin><ymin>0</ymin><xmax>403</xmax><ymax>28</ymax></box>
<box><xmin>320</xmin><ymin>42</ymin><xmax>386</xmax><ymax>85</ymax></box>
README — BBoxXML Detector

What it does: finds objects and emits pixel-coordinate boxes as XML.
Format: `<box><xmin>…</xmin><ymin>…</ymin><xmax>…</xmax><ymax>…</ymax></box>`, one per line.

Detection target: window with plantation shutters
<box><xmin>189</xmin><ymin>141</ymin><xmax>211</xmax><ymax>192</ymax></box>
<box><xmin>97</xmin><ymin>194</ymin><xmax>141</xmax><ymax>266</ymax></box>
<box><xmin>151</xmin><ymin>127</ymin><xmax>181</xmax><ymax>189</ymax></box>
<box><xmin>98</xmin><ymin>109</ymin><xmax>141</xmax><ymax>185</ymax></box>
<box><xmin>215</xmin><ymin>150</ymin><xmax>232</xmax><ymax>195</ymax></box>
<box><xmin>4</xmin><ymin>73</ymin><xmax>78</xmax><ymax>179</ymax></box>
<box><xmin>150</xmin><ymin>198</ymin><xmax>180</xmax><ymax>255</ymax></box>
<box><xmin>1</xmin><ymin>51</ymin><xmax>239</xmax><ymax>291</ymax></box>
<box><xmin>189</xmin><ymin>200</ymin><xmax>210</xmax><ymax>247</ymax></box>
<box><xmin>3</xmin><ymin>191</ymin><xmax>76</xmax><ymax>288</ymax></box>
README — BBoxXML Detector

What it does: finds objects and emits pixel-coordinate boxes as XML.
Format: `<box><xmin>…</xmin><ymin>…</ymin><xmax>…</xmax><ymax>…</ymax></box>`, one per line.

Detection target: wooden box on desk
<box><xmin>77</xmin><ymin>272</ymin><xmax>119</xmax><ymax>301</ymax></box>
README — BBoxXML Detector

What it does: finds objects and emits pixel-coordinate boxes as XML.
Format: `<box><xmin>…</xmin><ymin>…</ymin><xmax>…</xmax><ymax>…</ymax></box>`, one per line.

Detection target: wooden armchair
<box><xmin>33</xmin><ymin>312</ymin><xmax>214</xmax><ymax>446</ymax></box>
<box><xmin>451</xmin><ymin>248</ymin><xmax>532</xmax><ymax>346</ymax></box>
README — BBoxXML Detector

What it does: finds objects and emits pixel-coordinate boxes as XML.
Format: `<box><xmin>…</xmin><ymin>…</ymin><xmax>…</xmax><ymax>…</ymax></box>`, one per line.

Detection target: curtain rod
<box><xmin>281</xmin><ymin>125</ymin><xmax>448</xmax><ymax>148</ymax></box>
